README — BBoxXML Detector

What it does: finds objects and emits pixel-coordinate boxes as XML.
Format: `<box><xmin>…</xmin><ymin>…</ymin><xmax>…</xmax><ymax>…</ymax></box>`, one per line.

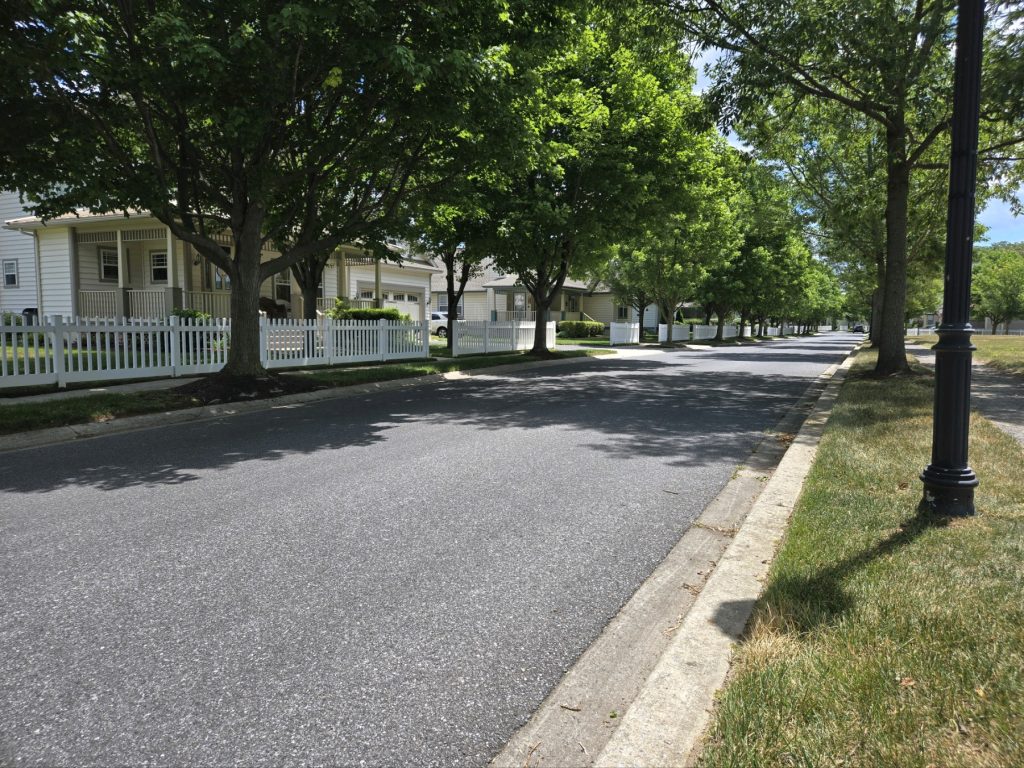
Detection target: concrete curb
<box><xmin>592</xmin><ymin>346</ymin><xmax>859</xmax><ymax>768</ymax></box>
<box><xmin>0</xmin><ymin>352</ymin><xmax>613</xmax><ymax>454</ymax></box>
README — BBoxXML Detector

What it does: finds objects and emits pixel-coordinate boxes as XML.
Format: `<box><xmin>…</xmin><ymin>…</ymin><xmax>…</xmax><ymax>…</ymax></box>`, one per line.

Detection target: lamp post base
<box><xmin>919</xmin><ymin>467</ymin><xmax>978</xmax><ymax>517</ymax></box>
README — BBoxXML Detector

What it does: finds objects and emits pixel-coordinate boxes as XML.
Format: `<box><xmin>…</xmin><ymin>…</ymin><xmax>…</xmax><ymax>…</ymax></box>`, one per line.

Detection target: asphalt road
<box><xmin>0</xmin><ymin>333</ymin><xmax>859</xmax><ymax>767</ymax></box>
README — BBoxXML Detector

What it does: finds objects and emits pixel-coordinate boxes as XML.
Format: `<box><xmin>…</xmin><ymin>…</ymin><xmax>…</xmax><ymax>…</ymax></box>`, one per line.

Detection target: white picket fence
<box><xmin>0</xmin><ymin>315</ymin><xmax>432</xmax><ymax>389</ymax></box>
<box><xmin>451</xmin><ymin>320</ymin><xmax>555</xmax><ymax>356</ymax></box>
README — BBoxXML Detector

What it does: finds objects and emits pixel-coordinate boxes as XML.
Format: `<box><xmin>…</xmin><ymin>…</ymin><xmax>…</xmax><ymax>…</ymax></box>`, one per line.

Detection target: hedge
<box><xmin>326</xmin><ymin>305</ymin><xmax>411</xmax><ymax>322</ymax></box>
<box><xmin>558</xmin><ymin>320</ymin><xmax>605</xmax><ymax>337</ymax></box>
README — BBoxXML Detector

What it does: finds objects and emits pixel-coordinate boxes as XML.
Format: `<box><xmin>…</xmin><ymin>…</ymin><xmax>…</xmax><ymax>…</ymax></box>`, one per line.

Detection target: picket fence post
<box><xmin>484</xmin><ymin>322</ymin><xmax>490</xmax><ymax>354</ymax></box>
<box><xmin>378</xmin><ymin>319</ymin><xmax>389</xmax><ymax>362</ymax></box>
<box><xmin>169</xmin><ymin>315</ymin><xmax>180</xmax><ymax>377</ymax></box>
<box><xmin>259</xmin><ymin>316</ymin><xmax>269</xmax><ymax>368</ymax></box>
<box><xmin>421</xmin><ymin>319</ymin><xmax>430</xmax><ymax>358</ymax></box>
<box><xmin>452</xmin><ymin>321</ymin><xmax>461</xmax><ymax>358</ymax></box>
<box><xmin>323</xmin><ymin>316</ymin><xmax>335</xmax><ymax>364</ymax></box>
<box><xmin>51</xmin><ymin>315</ymin><xmax>67</xmax><ymax>388</ymax></box>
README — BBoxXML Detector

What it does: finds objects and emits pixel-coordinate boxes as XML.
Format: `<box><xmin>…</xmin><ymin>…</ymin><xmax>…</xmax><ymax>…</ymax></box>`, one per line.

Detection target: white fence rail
<box><xmin>609</xmin><ymin>322</ymin><xmax>640</xmax><ymax>345</ymax></box>
<box><xmin>452</xmin><ymin>320</ymin><xmax>555</xmax><ymax>356</ymax></box>
<box><xmin>0</xmin><ymin>316</ymin><xmax>432</xmax><ymax>389</ymax></box>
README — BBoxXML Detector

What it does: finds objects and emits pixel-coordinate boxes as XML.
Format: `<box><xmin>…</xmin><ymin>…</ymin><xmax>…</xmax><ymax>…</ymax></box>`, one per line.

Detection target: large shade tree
<box><xmin>483</xmin><ymin>5</ymin><xmax>714</xmax><ymax>353</ymax></box>
<box><xmin>0</xmin><ymin>0</ymin><xmax>570</xmax><ymax>377</ymax></box>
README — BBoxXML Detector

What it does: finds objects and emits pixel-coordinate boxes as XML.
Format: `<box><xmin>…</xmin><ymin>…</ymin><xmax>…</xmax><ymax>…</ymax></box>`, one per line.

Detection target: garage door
<box><xmin>388</xmin><ymin>291</ymin><xmax>423</xmax><ymax>321</ymax></box>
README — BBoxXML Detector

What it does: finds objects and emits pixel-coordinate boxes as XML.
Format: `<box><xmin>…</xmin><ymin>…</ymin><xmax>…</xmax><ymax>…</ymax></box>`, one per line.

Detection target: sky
<box><xmin>689</xmin><ymin>50</ymin><xmax>1022</xmax><ymax>246</ymax></box>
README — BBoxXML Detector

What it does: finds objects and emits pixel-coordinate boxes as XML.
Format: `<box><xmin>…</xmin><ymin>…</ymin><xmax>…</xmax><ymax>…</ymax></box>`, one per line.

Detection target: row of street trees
<box><xmin>596</xmin><ymin>156</ymin><xmax>843</xmax><ymax>342</ymax></box>
<box><xmin>672</xmin><ymin>0</ymin><xmax>1023</xmax><ymax>373</ymax></box>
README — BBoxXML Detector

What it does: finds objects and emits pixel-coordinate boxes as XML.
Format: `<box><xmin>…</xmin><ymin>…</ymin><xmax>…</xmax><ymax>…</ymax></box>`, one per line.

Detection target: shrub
<box><xmin>326</xmin><ymin>303</ymin><xmax>410</xmax><ymax>322</ymax></box>
<box><xmin>171</xmin><ymin>307</ymin><xmax>212</xmax><ymax>321</ymax></box>
<box><xmin>558</xmin><ymin>320</ymin><xmax>605</xmax><ymax>337</ymax></box>
<box><xmin>2</xmin><ymin>312</ymin><xmax>23</xmax><ymax>327</ymax></box>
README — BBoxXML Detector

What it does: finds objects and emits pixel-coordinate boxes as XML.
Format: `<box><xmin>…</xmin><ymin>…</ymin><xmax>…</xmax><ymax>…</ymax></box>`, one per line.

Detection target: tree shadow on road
<box><xmin>0</xmin><ymin>356</ymin><xmax>838</xmax><ymax>495</ymax></box>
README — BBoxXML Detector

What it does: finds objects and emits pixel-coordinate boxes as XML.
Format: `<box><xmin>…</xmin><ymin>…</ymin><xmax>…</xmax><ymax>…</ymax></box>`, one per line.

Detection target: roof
<box><xmin>428</xmin><ymin>258</ymin><xmax>610</xmax><ymax>294</ymax></box>
<box><xmin>5</xmin><ymin>208</ymin><xmax>149</xmax><ymax>230</ymax></box>
<box><xmin>481</xmin><ymin>274</ymin><xmax>610</xmax><ymax>293</ymax></box>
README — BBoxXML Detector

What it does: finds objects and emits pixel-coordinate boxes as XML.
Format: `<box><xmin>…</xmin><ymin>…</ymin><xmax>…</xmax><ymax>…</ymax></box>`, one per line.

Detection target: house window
<box><xmin>99</xmin><ymin>248</ymin><xmax>119</xmax><ymax>282</ymax></box>
<box><xmin>150</xmin><ymin>251</ymin><xmax>168</xmax><ymax>284</ymax></box>
<box><xmin>567</xmin><ymin>294</ymin><xmax>580</xmax><ymax>312</ymax></box>
<box><xmin>616</xmin><ymin>305</ymin><xmax>630</xmax><ymax>320</ymax></box>
<box><xmin>360</xmin><ymin>290</ymin><xmax>374</xmax><ymax>300</ymax></box>
<box><xmin>393</xmin><ymin>293</ymin><xmax>406</xmax><ymax>302</ymax></box>
<box><xmin>2</xmin><ymin>260</ymin><xmax>17</xmax><ymax>288</ymax></box>
<box><xmin>407</xmin><ymin>294</ymin><xmax>418</xmax><ymax>303</ymax></box>
<box><xmin>214</xmin><ymin>268</ymin><xmax>231</xmax><ymax>291</ymax></box>
<box><xmin>274</xmin><ymin>272</ymin><xmax>291</xmax><ymax>303</ymax></box>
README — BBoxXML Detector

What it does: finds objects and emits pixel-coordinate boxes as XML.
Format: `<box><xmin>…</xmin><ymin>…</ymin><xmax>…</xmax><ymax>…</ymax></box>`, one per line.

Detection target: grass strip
<box><xmin>910</xmin><ymin>333</ymin><xmax>1024</xmax><ymax>377</ymax></box>
<box><xmin>698</xmin><ymin>349</ymin><xmax>1024</xmax><ymax>768</ymax></box>
<box><xmin>0</xmin><ymin>349</ymin><xmax>608</xmax><ymax>435</ymax></box>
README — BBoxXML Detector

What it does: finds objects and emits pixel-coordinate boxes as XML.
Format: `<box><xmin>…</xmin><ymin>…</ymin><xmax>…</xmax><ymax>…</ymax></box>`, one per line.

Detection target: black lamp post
<box><xmin>920</xmin><ymin>0</ymin><xmax>985</xmax><ymax>516</ymax></box>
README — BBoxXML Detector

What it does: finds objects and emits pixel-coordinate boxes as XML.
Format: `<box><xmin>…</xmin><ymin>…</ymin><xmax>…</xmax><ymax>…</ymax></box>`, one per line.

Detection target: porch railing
<box><xmin>494</xmin><ymin>310</ymin><xmax>536</xmax><ymax>321</ymax></box>
<box><xmin>78</xmin><ymin>290</ymin><xmax>117</xmax><ymax>318</ymax></box>
<box><xmin>127</xmin><ymin>289</ymin><xmax>166</xmax><ymax>319</ymax></box>
<box><xmin>185</xmin><ymin>291</ymin><xmax>231</xmax><ymax>318</ymax></box>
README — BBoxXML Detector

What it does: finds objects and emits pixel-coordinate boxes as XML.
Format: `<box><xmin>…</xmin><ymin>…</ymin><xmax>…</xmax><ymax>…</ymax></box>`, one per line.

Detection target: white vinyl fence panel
<box><xmin>452</xmin><ymin>321</ymin><xmax>555</xmax><ymax>356</ymax></box>
<box><xmin>657</xmin><ymin>323</ymin><xmax>690</xmax><ymax>342</ymax></box>
<box><xmin>610</xmin><ymin>322</ymin><xmax>640</xmax><ymax>345</ymax></box>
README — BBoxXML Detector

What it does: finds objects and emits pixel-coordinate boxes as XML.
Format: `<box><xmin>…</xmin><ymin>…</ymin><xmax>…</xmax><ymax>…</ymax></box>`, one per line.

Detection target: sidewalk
<box><xmin>907</xmin><ymin>343</ymin><xmax>1024</xmax><ymax>447</ymax></box>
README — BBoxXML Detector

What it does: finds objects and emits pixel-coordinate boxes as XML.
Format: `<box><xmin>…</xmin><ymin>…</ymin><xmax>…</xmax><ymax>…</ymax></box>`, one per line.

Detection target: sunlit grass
<box><xmin>698</xmin><ymin>350</ymin><xmax>1024</xmax><ymax>768</ymax></box>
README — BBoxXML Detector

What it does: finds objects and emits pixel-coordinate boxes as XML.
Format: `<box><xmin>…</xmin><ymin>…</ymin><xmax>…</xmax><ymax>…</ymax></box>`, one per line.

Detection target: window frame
<box><xmin>149</xmin><ymin>250</ymin><xmax>168</xmax><ymax>285</ymax></box>
<box><xmin>2</xmin><ymin>259</ymin><xmax>17</xmax><ymax>289</ymax></box>
<box><xmin>98</xmin><ymin>247</ymin><xmax>119</xmax><ymax>283</ymax></box>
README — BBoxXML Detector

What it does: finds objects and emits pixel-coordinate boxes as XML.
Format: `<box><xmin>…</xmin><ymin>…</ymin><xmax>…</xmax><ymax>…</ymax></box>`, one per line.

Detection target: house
<box><xmin>1</xmin><ymin>192</ymin><xmax>438</xmax><ymax>321</ymax></box>
<box><xmin>0</xmin><ymin>192</ymin><xmax>39</xmax><ymax>318</ymax></box>
<box><xmin>428</xmin><ymin>258</ymin><xmax>642</xmax><ymax>325</ymax></box>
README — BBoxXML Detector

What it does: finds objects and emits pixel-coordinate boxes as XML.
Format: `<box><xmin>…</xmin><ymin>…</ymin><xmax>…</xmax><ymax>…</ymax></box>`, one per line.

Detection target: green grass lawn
<box><xmin>555</xmin><ymin>336</ymin><xmax>612</xmax><ymax>347</ymax></box>
<box><xmin>0</xmin><ymin>349</ymin><xmax>608</xmax><ymax>435</ymax></box>
<box><xmin>698</xmin><ymin>349</ymin><xmax>1024</xmax><ymax>768</ymax></box>
<box><xmin>909</xmin><ymin>333</ymin><xmax>1024</xmax><ymax>377</ymax></box>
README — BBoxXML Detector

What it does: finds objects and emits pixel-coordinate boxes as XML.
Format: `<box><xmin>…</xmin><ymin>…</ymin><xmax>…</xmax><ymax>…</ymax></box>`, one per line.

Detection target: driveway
<box><xmin>0</xmin><ymin>333</ymin><xmax>859</xmax><ymax>767</ymax></box>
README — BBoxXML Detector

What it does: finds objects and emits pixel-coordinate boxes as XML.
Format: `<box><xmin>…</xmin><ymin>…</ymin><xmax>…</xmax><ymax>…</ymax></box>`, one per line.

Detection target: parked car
<box><xmin>430</xmin><ymin>311</ymin><xmax>449</xmax><ymax>337</ymax></box>
<box><xmin>853</xmin><ymin>324</ymin><xmax>866</xmax><ymax>333</ymax></box>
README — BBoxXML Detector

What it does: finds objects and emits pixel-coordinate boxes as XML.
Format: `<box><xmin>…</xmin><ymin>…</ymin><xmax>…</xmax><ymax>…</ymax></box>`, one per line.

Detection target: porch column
<box><xmin>164</xmin><ymin>226</ymin><xmax>182</xmax><ymax>315</ymax></box>
<box><xmin>374</xmin><ymin>258</ymin><xmax>382</xmax><ymax>308</ymax></box>
<box><xmin>339</xmin><ymin>254</ymin><xmax>349</xmax><ymax>300</ymax></box>
<box><xmin>68</xmin><ymin>227</ymin><xmax>80</xmax><ymax>318</ymax></box>
<box><xmin>115</xmin><ymin>229</ymin><xmax>129</xmax><ymax>318</ymax></box>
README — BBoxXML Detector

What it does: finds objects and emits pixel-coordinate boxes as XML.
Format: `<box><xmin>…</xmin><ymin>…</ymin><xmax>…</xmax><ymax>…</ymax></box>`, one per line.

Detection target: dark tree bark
<box><xmin>876</xmin><ymin>128</ymin><xmax>912</xmax><ymax>375</ymax></box>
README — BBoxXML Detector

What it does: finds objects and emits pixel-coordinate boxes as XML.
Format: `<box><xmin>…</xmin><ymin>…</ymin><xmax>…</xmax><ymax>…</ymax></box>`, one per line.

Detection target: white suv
<box><xmin>430</xmin><ymin>311</ymin><xmax>449</xmax><ymax>337</ymax></box>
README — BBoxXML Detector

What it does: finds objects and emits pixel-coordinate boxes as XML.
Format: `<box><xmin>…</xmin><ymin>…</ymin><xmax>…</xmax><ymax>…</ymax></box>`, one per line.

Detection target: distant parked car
<box><xmin>853</xmin><ymin>324</ymin><xmax>866</xmax><ymax>333</ymax></box>
<box><xmin>430</xmin><ymin>311</ymin><xmax>449</xmax><ymax>337</ymax></box>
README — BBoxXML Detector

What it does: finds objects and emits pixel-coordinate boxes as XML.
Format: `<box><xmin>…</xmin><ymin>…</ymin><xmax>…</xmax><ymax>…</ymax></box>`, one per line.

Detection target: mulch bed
<box><xmin>173</xmin><ymin>372</ymin><xmax>323</xmax><ymax>405</ymax></box>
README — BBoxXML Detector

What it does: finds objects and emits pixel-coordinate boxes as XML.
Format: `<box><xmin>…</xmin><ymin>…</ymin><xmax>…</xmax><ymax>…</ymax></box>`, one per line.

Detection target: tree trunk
<box><xmin>225</xmin><ymin>264</ymin><xmax>266</xmax><ymax>377</ymax></box>
<box><xmin>300</xmin><ymin>281</ymin><xmax>319</xmax><ymax>321</ymax></box>
<box><xmin>869</xmin><ymin>249</ymin><xmax>885</xmax><ymax>346</ymax></box>
<box><xmin>715</xmin><ymin>312</ymin><xmax>726</xmax><ymax>341</ymax></box>
<box><xmin>532</xmin><ymin>300</ymin><xmax>552</xmax><ymax>355</ymax></box>
<box><xmin>875</xmin><ymin>132</ymin><xmax>911</xmax><ymax>375</ymax></box>
<box><xmin>739</xmin><ymin>312</ymin><xmax>748</xmax><ymax>338</ymax></box>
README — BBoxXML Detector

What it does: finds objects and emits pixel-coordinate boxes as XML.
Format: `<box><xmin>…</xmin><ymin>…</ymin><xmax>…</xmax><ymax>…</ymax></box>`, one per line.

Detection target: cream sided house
<box><xmin>427</xmin><ymin>258</ymin><xmax>656</xmax><ymax>326</ymax></box>
<box><xmin>0</xmin><ymin>192</ymin><xmax>438</xmax><ymax>321</ymax></box>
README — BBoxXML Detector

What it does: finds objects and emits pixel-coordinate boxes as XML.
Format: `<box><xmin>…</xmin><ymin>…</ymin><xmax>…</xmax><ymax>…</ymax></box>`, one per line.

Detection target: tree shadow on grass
<box><xmin>713</xmin><ymin>513</ymin><xmax>950</xmax><ymax>640</ymax></box>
